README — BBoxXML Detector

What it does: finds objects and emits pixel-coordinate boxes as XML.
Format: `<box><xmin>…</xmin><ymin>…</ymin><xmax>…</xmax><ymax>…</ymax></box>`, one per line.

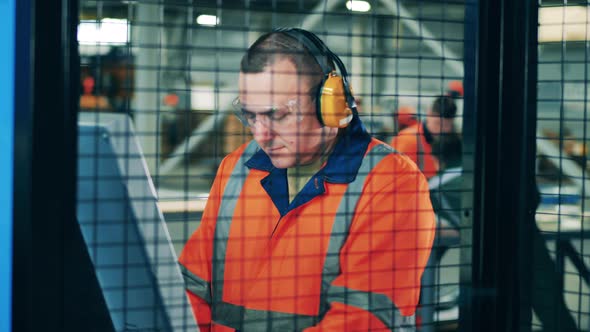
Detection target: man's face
<box><xmin>238</xmin><ymin>58</ymin><xmax>336</xmax><ymax>169</ymax></box>
<box><xmin>425</xmin><ymin>110</ymin><xmax>454</xmax><ymax>136</ymax></box>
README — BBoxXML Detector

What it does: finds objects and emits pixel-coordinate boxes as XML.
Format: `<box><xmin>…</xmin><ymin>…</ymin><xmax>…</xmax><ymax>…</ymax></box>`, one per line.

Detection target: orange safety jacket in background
<box><xmin>390</xmin><ymin>122</ymin><xmax>438</xmax><ymax>179</ymax></box>
<box><xmin>179</xmin><ymin>118</ymin><xmax>435</xmax><ymax>331</ymax></box>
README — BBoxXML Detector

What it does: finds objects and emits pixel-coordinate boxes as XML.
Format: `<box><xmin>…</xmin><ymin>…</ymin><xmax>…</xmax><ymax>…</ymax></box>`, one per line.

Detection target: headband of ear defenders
<box><xmin>273</xmin><ymin>28</ymin><xmax>357</xmax><ymax>113</ymax></box>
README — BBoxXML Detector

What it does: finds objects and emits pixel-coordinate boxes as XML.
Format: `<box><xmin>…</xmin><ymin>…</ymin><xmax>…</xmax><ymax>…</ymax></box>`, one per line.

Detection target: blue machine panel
<box><xmin>77</xmin><ymin>113</ymin><xmax>197</xmax><ymax>332</ymax></box>
<box><xmin>0</xmin><ymin>0</ymin><xmax>16</xmax><ymax>331</ymax></box>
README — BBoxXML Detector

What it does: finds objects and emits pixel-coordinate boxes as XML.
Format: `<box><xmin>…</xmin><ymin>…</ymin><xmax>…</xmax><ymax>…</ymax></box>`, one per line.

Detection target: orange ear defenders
<box><xmin>275</xmin><ymin>28</ymin><xmax>356</xmax><ymax>128</ymax></box>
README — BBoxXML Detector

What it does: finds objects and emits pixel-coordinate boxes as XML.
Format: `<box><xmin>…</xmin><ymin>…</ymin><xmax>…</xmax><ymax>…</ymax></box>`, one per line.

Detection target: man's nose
<box><xmin>251</xmin><ymin>119</ymin><xmax>274</xmax><ymax>143</ymax></box>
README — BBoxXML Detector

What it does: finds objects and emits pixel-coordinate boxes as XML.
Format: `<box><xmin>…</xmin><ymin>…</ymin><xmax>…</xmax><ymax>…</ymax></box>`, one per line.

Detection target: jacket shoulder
<box><xmin>367</xmin><ymin>139</ymin><xmax>427</xmax><ymax>182</ymax></box>
<box><xmin>214</xmin><ymin>141</ymin><xmax>255</xmax><ymax>185</ymax></box>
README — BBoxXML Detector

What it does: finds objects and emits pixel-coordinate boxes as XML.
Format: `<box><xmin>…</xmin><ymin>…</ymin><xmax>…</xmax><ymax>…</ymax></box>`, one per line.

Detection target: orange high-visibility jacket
<box><xmin>179</xmin><ymin>119</ymin><xmax>435</xmax><ymax>331</ymax></box>
<box><xmin>390</xmin><ymin>122</ymin><xmax>438</xmax><ymax>179</ymax></box>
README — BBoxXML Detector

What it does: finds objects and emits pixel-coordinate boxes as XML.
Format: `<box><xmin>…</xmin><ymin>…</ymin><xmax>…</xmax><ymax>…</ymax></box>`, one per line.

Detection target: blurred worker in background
<box><xmin>79</xmin><ymin>76</ymin><xmax>112</xmax><ymax>112</ymax></box>
<box><xmin>394</xmin><ymin>105</ymin><xmax>419</xmax><ymax>132</ymax></box>
<box><xmin>431</xmin><ymin>81</ymin><xmax>464</xmax><ymax>172</ymax></box>
<box><xmin>447</xmin><ymin>80</ymin><xmax>464</xmax><ymax>99</ymax></box>
<box><xmin>391</xmin><ymin>95</ymin><xmax>458</xmax><ymax>179</ymax></box>
<box><xmin>179</xmin><ymin>28</ymin><xmax>435</xmax><ymax>331</ymax></box>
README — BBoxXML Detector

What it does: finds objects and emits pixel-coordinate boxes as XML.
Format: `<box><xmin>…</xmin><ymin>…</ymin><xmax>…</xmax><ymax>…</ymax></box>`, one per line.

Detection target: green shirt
<box><xmin>287</xmin><ymin>158</ymin><xmax>325</xmax><ymax>203</ymax></box>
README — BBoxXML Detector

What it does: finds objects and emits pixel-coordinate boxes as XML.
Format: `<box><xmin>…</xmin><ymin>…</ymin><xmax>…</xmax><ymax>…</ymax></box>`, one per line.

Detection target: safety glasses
<box><xmin>232</xmin><ymin>97</ymin><xmax>300</xmax><ymax>128</ymax></box>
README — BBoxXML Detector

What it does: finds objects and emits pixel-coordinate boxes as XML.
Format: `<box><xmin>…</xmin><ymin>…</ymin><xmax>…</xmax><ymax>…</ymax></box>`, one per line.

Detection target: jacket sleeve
<box><xmin>304</xmin><ymin>154</ymin><xmax>436</xmax><ymax>331</ymax></box>
<box><xmin>178</xmin><ymin>152</ymin><xmax>238</xmax><ymax>332</ymax></box>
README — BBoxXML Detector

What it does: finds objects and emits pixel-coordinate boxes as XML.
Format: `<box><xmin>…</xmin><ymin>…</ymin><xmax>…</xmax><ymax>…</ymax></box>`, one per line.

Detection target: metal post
<box><xmin>133</xmin><ymin>1</ymin><xmax>163</xmax><ymax>174</ymax></box>
<box><xmin>12</xmin><ymin>0</ymin><xmax>79</xmax><ymax>331</ymax></box>
<box><xmin>460</xmin><ymin>0</ymin><xmax>538</xmax><ymax>331</ymax></box>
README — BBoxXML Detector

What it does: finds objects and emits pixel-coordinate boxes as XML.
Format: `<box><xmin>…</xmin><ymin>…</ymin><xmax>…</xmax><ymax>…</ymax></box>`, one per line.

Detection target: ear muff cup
<box><xmin>317</xmin><ymin>73</ymin><xmax>353</xmax><ymax>128</ymax></box>
<box><xmin>273</xmin><ymin>27</ymin><xmax>356</xmax><ymax>129</ymax></box>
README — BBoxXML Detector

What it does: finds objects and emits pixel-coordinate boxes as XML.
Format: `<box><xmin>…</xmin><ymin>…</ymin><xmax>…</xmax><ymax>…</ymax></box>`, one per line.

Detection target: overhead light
<box><xmin>196</xmin><ymin>14</ymin><xmax>219</xmax><ymax>26</ymax></box>
<box><xmin>77</xmin><ymin>18</ymin><xmax>129</xmax><ymax>45</ymax></box>
<box><xmin>346</xmin><ymin>0</ymin><xmax>371</xmax><ymax>12</ymax></box>
<box><xmin>538</xmin><ymin>6</ymin><xmax>589</xmax><ymax>42</ymax></box>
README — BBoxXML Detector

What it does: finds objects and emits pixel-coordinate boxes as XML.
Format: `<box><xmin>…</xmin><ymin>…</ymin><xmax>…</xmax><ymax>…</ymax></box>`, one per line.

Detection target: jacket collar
<box><xmin>245</xmin><ymin>115</ymin><xmax>372</xmax><ymax>184</ymax></box>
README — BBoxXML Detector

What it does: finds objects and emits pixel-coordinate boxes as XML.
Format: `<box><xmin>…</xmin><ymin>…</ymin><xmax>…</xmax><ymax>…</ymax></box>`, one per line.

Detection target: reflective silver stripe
<box><xmin>213</xmin><ymin>302</ymin><xmax>316</xmax><ymax>332</ymax></box>
<box><xmin>179</xmin><ymin>263</ymin><xmax>212</xmax><ymax>304</ymax></box>
<box><xmin>327</xmin><ymin>285</ymin><xmax>416</xmax><ymax>331</ymax></box>
<box><xmin>321</xmin><ymin>144</ymin><xmax>414</xmax><ymax>330</ymax></box>
<box><xmin>320</xmin><ymin>144</ymin><xmax>393</xmax><ymax>312</ymax></box>
<box><xmin>212</xmin><ymin>141</ymin><xmax>259</xmax><ymax>304</ymax></box>
<box><xmin>211</xmin><ymin>141</ymin><xmax>317</xmax><ymax>331</ymax></box>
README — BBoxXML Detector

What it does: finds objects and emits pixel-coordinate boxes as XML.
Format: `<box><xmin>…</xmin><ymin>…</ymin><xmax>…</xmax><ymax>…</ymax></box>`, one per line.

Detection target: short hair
<box><xmin>240</xmin><ymin>31</ymin><xmax>334</xmax><ymax>96</ymax></box>
<box><xmin>431</xmin><ymin>95</ymin><xmax>457</xmax><ymax>118</ymax></box>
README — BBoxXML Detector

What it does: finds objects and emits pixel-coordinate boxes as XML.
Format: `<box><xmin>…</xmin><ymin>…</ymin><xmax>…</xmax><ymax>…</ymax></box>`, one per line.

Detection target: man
<box><xmin>390</xmin><ymin>96</ymin><xmax>458</xmax><ymax>179</ymax></box>
<box><xmin>179</xmin><ymin>28</ymin><xmax>435</xmax><ymax>331</ymax></box>
<box><xmin>395</xmin><ymin>105</ymin><xmax>419</xmax><ymax>132</ymax></box>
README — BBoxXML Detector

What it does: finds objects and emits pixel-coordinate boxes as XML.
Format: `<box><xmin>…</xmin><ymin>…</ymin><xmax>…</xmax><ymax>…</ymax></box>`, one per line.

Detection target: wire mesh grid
<box><xmin>76</xmin><ymin>0</ymin><xmax>467</xmax><ymax>331</ymax></box>
<box><xmin>535</xmin><ymin>1</ymin><xmax>590</xmax><ymax>331</ymax></box>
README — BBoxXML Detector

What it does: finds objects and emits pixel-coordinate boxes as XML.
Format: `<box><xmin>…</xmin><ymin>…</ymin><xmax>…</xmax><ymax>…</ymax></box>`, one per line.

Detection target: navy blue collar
<box><xmin>245</xmin><ymin>115</ymin><xmax>372</xmax><ymax>184</ymax></box>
